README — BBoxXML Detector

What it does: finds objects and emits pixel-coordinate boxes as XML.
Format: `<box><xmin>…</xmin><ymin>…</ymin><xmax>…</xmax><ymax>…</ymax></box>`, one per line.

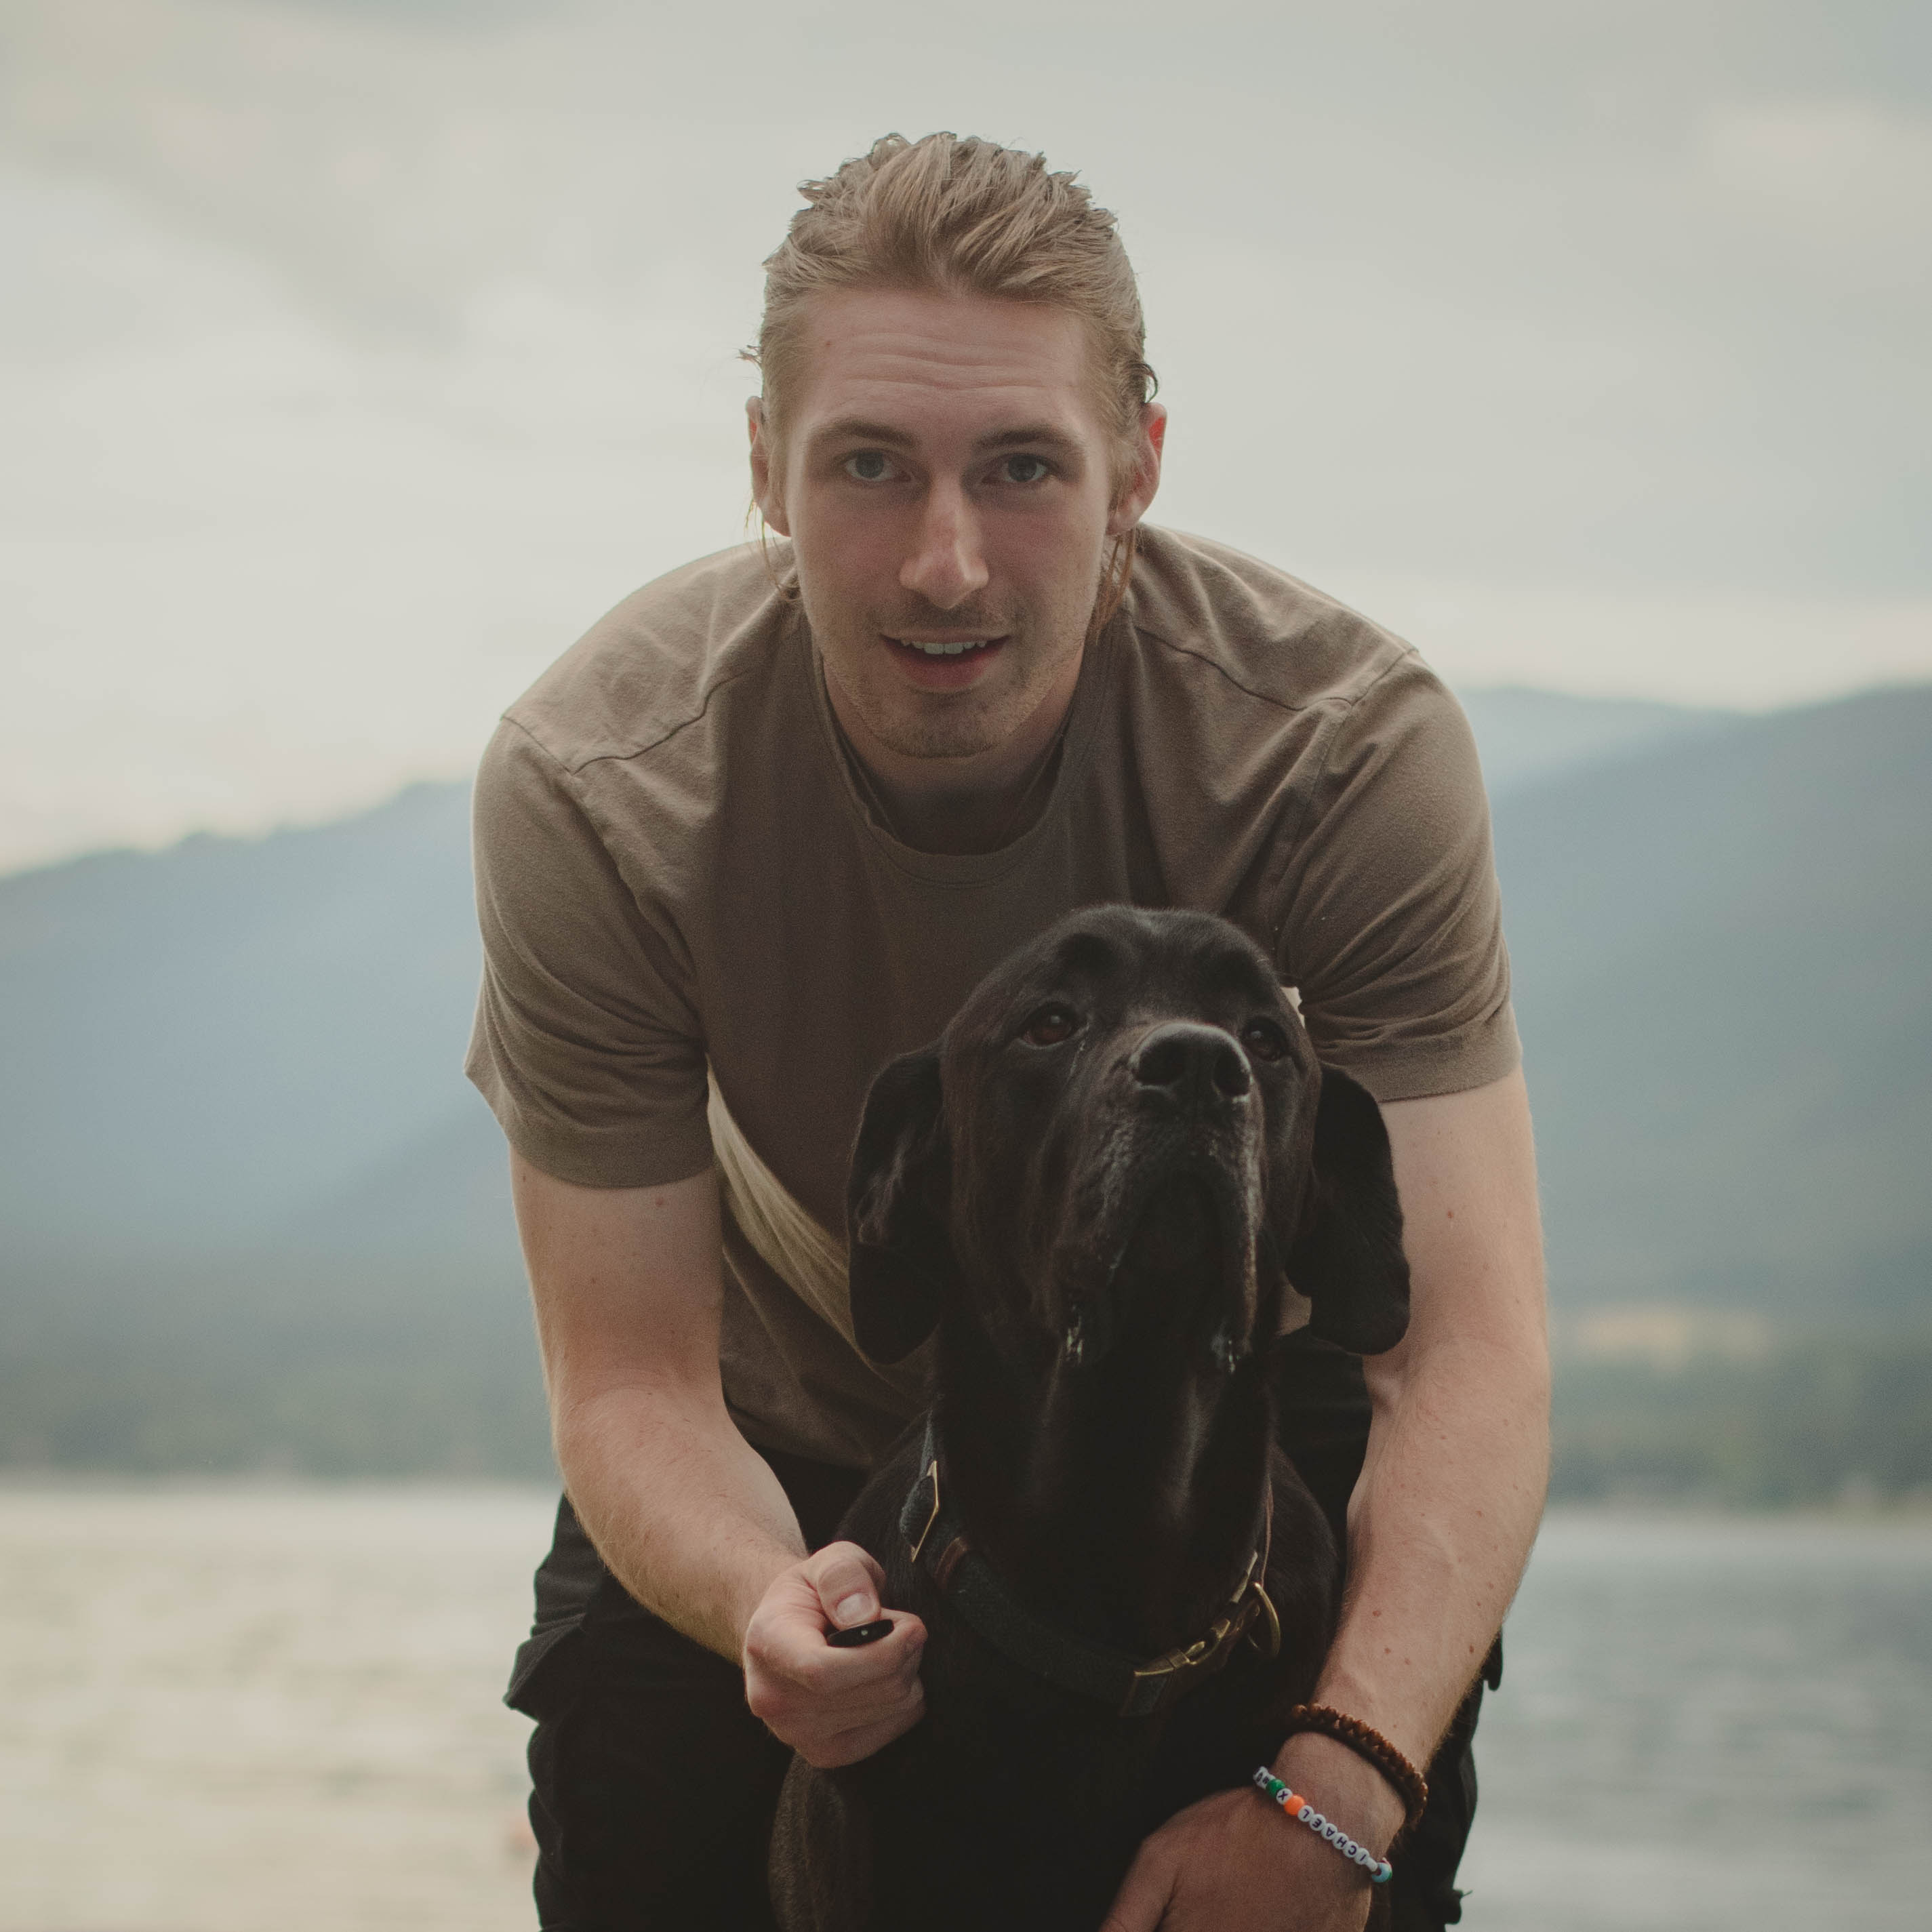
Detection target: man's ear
<box><xmin>1281</xmin><ymin>1066</ymin><xmax>1411</xmax><ymax>1356</ymax></box>
<box><xmin>746</xmin><ymin>396</ymin><xmax>790</xmax><ymax>536</ymax></box>
<box><xmin>1106</xmin><ymin>400</ymin><xmax>1167</xmax><ymax>535</ymax></box>
<box><xmin>846</xmin><ymin>1045</ymin><xmax>954</xmax><ymax>1365</ymax></box>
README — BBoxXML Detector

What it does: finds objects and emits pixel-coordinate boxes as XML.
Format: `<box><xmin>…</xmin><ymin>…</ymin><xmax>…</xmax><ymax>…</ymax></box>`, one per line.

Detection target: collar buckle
<box><xmin>902</xmin><ymin>1414</ymin><xmax>1280</xmax><ymax>1721</ymax></box>
<box><xmin>1121</xmin><ymin>1548</ymin><xmax>1277</xmax><ymax>1714</ymax></box>
<box><xmin>907</xmin><ymin>1457</ymin><xmax>943</xmax><ymax>1565</ymax></box>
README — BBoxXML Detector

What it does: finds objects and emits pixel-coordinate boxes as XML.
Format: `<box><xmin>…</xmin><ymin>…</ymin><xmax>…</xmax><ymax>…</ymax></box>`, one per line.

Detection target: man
<box><xmin>468</xmin><ymin>132</ymin><xmax>1548</xmax><ymax>1931</ymax></box>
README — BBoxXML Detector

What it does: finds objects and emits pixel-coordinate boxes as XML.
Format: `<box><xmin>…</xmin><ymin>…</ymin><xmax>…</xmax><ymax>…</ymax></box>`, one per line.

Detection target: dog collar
<box><xmin>896</xmin><ymin>1417</ymin><xmax>1281</xmax><ymax>1720</ymax></box>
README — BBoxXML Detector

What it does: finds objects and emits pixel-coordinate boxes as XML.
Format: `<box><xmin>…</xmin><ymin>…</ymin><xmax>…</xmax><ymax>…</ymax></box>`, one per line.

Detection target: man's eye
<box><xmin>1000</xmin><ymin>454</ymin><xmax>1050</xmax><ymax>485</ymax></box>
<box><xmin>1022</xmin><ymin>1005</ymin><xmax>1080</xmax><ymax>1047</ymax></box>
<box><xmin>843</xmin><ymin>451</ymin><xmax>893</xmax><ymax>482</ymax></box>
<box><xmin>1240</xmin><ymin>1020</ymin><xmax>1289</xmax><ymax>1062</ymax></box>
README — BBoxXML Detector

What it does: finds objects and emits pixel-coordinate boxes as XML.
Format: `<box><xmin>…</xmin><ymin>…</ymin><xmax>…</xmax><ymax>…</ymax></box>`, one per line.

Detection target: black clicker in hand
<box><xmin>824</xmin><ymin>1617</ymin><xmax>895</xmax><ymax>1649</ymax></box>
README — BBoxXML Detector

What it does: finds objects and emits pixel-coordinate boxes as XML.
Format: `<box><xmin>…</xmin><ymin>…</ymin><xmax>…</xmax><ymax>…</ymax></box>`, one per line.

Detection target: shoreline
<box><xmin>1</xmin><ymin>1469</ymin><xmax>1929</xmax><ymax>1523</ymax></box>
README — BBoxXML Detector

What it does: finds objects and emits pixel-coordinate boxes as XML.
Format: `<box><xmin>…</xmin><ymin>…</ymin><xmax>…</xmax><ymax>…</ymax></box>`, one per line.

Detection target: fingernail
<box><xmin>834</xmin><ymin>1593</ymin><xmax>875</xmax><ymax>1626</ymax></box>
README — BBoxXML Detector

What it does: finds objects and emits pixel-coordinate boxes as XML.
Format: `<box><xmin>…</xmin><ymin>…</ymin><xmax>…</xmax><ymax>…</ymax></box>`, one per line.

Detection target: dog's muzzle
<box><xmin>1062</xmin><ymin>1153</ymin><xmax>1260</xmax><ymax>1377</ymax></box>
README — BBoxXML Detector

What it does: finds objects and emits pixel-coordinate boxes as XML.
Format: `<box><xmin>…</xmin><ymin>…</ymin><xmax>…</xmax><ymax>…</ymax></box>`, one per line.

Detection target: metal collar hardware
<box><xmin>897</xmin><ymin>1417</ymin><xmax>1279</xmax><ymax>1720</ymax></box>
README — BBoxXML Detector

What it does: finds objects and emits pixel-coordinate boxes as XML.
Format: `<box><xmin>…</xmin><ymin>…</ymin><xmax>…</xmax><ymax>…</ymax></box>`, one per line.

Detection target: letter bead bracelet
<box><xmin>1251</xmin><ymin>1768</ymin><xmax>1392</xmax><ymax>1886</ymax></box>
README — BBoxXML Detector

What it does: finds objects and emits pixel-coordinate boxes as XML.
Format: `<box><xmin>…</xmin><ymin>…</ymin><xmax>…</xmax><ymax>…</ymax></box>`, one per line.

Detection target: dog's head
<box><xmin>847</xmin><ymin>907</ymin><xmax>1409</xmax><ymax>1373</ymax></box>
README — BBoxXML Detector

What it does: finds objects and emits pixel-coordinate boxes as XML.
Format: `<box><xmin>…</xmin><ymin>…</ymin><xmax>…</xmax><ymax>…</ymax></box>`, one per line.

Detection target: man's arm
<box><xmin>512</xmin><ymin>1152</ymin><xmax>927</xmax><ymax>1766</ymax></box>
<box><xmin>1105</xmin><ymin>1068</ymin><xmax>1549</xmax><ymax>1930</ymax></box>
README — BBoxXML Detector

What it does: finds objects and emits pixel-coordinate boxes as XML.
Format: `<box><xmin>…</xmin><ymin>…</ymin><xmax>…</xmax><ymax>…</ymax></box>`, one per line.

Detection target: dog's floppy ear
<box><xmin>1282</xmin><ymin>1065</ymin><xmax>1411</xmax><ymax>1356</ymax></box>
<box><xmin>846</xmin><ymin>1045</ymin><xmax>955</xmax><ymax>1365</ymax></box>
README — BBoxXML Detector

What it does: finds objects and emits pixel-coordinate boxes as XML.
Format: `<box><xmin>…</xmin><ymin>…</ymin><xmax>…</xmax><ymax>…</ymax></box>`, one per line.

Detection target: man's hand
<box><xmin>1102</xmin><ymin>1735</ymin><xmax>1400</xmax><ymax>1932</ymax></box>
<box><xmin>1101</xmin><ymin>1790</ymin><xmax>1370</xmax><ymax>1932</ymax></box>
<box><xmin>742</xmin><ymin>1539</ymin><xmax>927</xmax><ymax>1767</ymax></box>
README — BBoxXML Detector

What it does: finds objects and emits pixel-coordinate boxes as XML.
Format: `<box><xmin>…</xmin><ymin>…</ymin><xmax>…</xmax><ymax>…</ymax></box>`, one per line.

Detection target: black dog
<box><xmin>769</xmin><ymin>906</ymin><xmax>1411</xmax><ymax>1931</ymax></box>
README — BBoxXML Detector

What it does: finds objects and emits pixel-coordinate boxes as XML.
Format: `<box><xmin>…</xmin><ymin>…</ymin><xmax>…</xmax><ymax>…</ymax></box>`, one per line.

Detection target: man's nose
<box><xmin>899</xmin><ymin>483</ymin><xmax>990</xmax><ymax>609</ymax></box>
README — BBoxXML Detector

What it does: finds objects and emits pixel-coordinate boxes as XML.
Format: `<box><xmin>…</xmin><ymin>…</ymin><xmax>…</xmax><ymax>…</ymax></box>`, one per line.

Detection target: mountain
<box><xmin>1500</xmin><ymin>683</ymin><xmax>1932</xmax><ymax>1318</ymax></box>
<box><xmin>0</xmin><ymin>686</ymin><xmax>1727</xmax><ymax>1255</ymax></box>
<box><xmin>0</xmin><ymin>780</ymin><xmax>536</xmax><ymax>1472</ymax></box>
<box><xmin>2</xmin><ymin>683</ymin><xmax>1927</xmax><ymax>1478</ymax></box>
<box><xmin>0</xmin><ymin>781</ymin><xmax>489</xmax><ymax>1253</ymax></box>
<box><xmin>1457</xmin><ymin>687</ymin><xmax>1738</xmax><ymax>800</ymax></box>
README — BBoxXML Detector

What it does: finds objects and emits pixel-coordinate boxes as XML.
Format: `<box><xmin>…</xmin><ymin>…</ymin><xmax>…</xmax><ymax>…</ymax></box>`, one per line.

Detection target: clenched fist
<box><xmin>742</xmin><ymin>1540</ymin><xmax>927</xmax><ymax>1767</ymax></box>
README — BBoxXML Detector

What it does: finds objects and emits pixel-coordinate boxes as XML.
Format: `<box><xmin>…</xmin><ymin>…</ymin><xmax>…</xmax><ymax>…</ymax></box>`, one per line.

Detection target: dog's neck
<box><xmin>934</xmin><ymin>1308</ymin><xmax>1274</xmax><ymax>1659</ymax></box>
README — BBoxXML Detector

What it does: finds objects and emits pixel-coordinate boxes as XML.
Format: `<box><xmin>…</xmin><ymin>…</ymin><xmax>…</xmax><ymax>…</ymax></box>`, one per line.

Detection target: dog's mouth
<box><xmin>1063</xmin><ymin>1165</ymin><xmax>1255</xmax><ymax>1371</ymax></box>
<box><xmin>1116</xmin><ymin>1173</ymin><xmax>1222</xmax><ymax>1278</ymax></box>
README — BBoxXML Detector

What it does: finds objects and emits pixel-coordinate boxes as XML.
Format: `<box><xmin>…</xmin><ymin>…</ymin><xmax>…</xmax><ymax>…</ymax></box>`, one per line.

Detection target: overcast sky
<box><xmin>2</xmin><ymin>0</ymin><xmax>1927</xmax><ymax>870</ymax></box>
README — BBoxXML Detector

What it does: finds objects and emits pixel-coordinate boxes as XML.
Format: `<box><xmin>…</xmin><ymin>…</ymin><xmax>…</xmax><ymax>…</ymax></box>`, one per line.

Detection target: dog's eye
<box><xmin>1022</xmin><ymin>1005</ymin><xmax>1079</xmax><ymax>1047</ymax></box>
<box><xmin>1240</xmin><ymin>1020</ymin><xmax>1289</xmax><ymax>1063</ymax></box>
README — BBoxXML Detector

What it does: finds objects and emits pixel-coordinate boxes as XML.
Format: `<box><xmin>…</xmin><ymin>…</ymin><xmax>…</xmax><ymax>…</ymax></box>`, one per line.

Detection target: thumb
<box><xmin>809</xmin><ymin>1541</ymin><xmax>886</xmax><ymax>1629</ymax></box>
<box><xmin>1099</xmin><ymin>1840</ymin><xmax>1177</xmax><ymax>1932</ymax></box>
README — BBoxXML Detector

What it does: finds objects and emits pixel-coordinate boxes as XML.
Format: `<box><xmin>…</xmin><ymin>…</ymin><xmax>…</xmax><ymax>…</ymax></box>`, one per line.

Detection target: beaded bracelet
<box><xmin>1278</xmin><ymin>1703</ymin><xmax>1429</xmax><ymax>1837</ymax></box>
<box><xmin>1251</xmin><ymin>1768</ymin><xmax>1392</xmax><ymax>1886</ymax></box>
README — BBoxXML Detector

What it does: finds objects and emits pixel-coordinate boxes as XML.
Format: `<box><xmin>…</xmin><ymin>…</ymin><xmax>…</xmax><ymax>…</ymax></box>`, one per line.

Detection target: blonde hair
<box><xmin>750</xmin><ymin>132</ymin><xmax>1157</xmax><ymax>488</ymax></box>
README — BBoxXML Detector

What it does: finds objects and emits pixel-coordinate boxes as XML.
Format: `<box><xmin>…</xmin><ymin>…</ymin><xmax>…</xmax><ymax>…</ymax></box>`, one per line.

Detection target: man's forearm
<box><xmin>515</xmin><ymin>1159</ymin><xmax>803</xmax><ymax>1662</ymax></box>
<box><xmin>554</xmin><ymin>1376</ymin><xmax>807</xmax><ymax>1661</ymax></box>
<box><xmin>513</xmin><ymin>1160</ymin><xmax>928</xmax><ymax>1767</ymax></box>
<box><xmin>1276</xmin><ymin>1069</ymin><xmax>1550</xmax><ymax>1829</ymax></box>
<box><xmin>1312</xmin><ymin>1330</ymin><xmax>1549</xmax><ymax>1766</ymax></box>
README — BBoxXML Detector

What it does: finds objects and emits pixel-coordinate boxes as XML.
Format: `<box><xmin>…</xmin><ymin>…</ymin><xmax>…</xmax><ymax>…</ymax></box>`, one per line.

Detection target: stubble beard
<box><xmin>868</xmin><ymin>707</ymin><xmax>1005</xmax><ymax>761</ymax></box>
<box><xmin>836</xmin><ymin>626</ymin><xmax>1087</xmax><ymax>761</ymax></box>
<box><xmin>807</xmin><ymin>583</ymin><xmax>1098</xmax><ymax>764</ymax></box>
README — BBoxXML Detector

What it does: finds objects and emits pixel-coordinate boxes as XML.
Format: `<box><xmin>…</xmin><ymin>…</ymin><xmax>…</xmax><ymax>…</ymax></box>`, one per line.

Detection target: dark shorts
<box><xmin>510</xmin><ymin>1340</ymin><xmax>1495</xmax><ymax>1930</ymax></box>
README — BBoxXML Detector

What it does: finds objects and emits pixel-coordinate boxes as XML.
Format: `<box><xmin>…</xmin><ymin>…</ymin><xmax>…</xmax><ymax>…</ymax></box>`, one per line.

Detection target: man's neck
<box><xmin>823</xmin><ymin>649</ymin><xmax>1085</xmax><ymax>857</ymax></box>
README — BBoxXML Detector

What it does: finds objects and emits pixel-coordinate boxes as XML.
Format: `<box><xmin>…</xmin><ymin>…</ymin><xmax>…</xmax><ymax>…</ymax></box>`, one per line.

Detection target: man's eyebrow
<box><xmin>975</xmin><ymin>424</ymin><xmax>1083</xmax><ymax>456</ymax></box>
<box><xmin>806</xmin><ymin>418</ymin><xmax>1085</xmax><ymax>456</ymax></box>
<box><xmin>811</xmin><ymin>417</ymin><xmax>918</xmax><ymax>449</ymax></box>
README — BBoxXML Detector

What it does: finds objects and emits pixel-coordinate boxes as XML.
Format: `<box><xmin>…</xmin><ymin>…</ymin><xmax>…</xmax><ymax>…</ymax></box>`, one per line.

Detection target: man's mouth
<box><xmin>889</xmin><ymin>635</ymin><xmax>1003</xmax><ymax>658</ymax></box>
<box><xmin>881</xmin><ymin>632</ymin><xmax>1009</xmax><ymax>687</ymax></box>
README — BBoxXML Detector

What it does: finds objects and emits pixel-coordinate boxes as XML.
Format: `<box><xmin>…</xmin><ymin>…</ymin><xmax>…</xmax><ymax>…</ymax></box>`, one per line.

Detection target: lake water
<box><xmin>1</xmin><ymin>1489</ymin><xmax>1927</xmax><ymax>1931</ymax></box>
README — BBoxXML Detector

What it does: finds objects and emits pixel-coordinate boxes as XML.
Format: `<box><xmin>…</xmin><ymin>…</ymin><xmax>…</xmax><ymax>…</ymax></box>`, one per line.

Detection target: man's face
<box><xmin>750</xmin><ymin>287</ymin><xmax>1163</xmax><ymax>763</ymax></box>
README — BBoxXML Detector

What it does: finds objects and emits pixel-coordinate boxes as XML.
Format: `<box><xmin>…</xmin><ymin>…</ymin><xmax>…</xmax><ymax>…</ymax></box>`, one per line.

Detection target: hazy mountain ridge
<box><xmin>3</xmin><ymin>683</ymin><xmax>1928</xmax><ymax>1484</ymax></box>
<box><xmin>1460</xmin><ymin>687</ymin><xmax>1740</xmax><ymax>799</ymax></box>
<box><xmin>0</xmin><ymin>687</ymin><xmax>1738</xmax><ymax>1262</ymax></box>
<box><xmin>1500</xmin><ymin>683</ymin><xmax>1932</xmax><ymax>1315</ymax></box>
<box><xmin>1</xmin><ymin>781</ymin><xmax>485</xmax><ymax>1249</ymax></box>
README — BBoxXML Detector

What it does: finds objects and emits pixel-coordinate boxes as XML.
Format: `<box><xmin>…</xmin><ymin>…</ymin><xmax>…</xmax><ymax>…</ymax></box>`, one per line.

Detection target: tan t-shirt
<box><xmin>466</xmin><ymin>527</ymin><xmax>1518</xmax><ymax>1468</ymax></box>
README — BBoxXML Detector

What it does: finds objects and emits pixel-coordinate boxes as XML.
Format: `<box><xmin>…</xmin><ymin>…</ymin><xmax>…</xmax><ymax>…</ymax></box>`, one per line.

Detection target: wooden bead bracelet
<box><xmin>1277</xmin><ymin>1703</ymin><xmax>1429</xmax><ymax>1838</ymax></box>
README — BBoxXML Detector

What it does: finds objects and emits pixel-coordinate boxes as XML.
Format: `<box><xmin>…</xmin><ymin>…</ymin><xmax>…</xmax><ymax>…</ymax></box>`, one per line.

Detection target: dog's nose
<box><xmin>1130</xmin><ymin>1022</ymin><xmax>1251</xmax><ymax>1110</ymax></box>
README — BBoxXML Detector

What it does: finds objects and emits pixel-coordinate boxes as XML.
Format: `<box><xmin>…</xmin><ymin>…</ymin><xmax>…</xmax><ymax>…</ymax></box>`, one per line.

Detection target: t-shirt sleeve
<box><xmin>464</xmin><ymin>718</ymin><xmax>713</xmax><ymax>1188</ymax></box>
<box><xmin>1274</xmin><ymin>655</ymin><xmax>1519</xmax><ymax>1102</ymax></box>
